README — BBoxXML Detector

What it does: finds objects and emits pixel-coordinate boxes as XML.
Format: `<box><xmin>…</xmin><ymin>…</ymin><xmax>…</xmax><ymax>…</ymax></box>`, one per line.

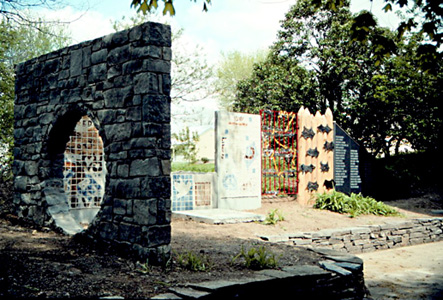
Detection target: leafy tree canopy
<box><xmin>305</xmin><ymin>0</ymin><xmax>442</xmax><ymax>73</ymax></box>
<box><xmin>233</xmin><ymin>0</ymin><xmax>441</xmax><ymax>157</ymax></box>
<box><xmin>215</xmin><ymin>50</ymin><xmax>267</xmax><ymax>110</ymax></box>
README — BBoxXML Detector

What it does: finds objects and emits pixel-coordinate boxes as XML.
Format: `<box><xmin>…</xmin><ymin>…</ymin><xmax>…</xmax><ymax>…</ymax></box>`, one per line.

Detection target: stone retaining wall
<box><xmin>153</xmin><ymin>248</ymin><xmax>367</xmax><ymax>299</ymax></box>
<box><xmin>262</xmin><ymin>218</ymin><xmax>443</xmax><ymax>253</ymax></box>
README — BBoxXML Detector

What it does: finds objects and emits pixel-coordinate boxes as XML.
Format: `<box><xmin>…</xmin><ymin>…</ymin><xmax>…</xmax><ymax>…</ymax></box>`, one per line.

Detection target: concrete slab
<box><xmin>172</xmin><ymin>209</ymin><xmax>265</xmax><ymax>225</ymax></box>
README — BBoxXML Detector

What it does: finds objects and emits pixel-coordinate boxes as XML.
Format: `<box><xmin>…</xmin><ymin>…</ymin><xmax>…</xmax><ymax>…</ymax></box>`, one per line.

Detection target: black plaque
<box><xmin>333</xmin><ymin>123</ymin><xmax>362</xmax><ymax>194</ymax></box>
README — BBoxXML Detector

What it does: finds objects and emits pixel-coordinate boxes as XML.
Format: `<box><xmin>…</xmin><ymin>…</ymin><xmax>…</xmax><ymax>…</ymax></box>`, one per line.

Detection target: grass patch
<box><xmin>175</xmin><ymin>251</ymin><xmax>212</xmax><ymax>272</ymax></box>
<box><xmin>314</xmin><ymin>190</ymin><xmax>402</xmax><ymax>218</ymax></box>
<box><xmin>231</xmin><ymin>245</ymin><xmax>280</xmax><ymax>270</ymax></box>
<box><xmin>172</xmin><ymin>162</ymin><xmax>215</xmax><ymax>173</ymax></box>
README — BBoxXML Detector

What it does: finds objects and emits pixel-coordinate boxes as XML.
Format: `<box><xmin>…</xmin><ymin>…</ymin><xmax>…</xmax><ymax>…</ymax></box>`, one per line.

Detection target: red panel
<box><xmin>260</xmin><ymin>110</ymin><xmax>298</xmax><ymax>196</ymax></box>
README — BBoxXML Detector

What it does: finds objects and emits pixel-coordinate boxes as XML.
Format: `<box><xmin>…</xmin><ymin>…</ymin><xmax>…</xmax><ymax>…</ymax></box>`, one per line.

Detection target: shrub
<box><xmin>314</xmin><ymin>190</ymin><xmax>402</xmax><ymax>218</ymax></box>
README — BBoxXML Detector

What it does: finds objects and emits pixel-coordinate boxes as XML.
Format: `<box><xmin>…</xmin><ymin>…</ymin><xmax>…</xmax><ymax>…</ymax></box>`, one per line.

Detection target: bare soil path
<box><xmin>357</xmin><ymin>241</ymin><xmax>443</xmax><ymax>299</ymax></box>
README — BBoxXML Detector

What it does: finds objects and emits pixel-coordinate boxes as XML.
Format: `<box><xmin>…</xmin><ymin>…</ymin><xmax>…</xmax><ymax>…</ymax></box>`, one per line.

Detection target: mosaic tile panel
<box><xmin>63</xmin><ymin>116</ymin><xmax>105</xmax><ymax>209</ymax></box>
<box><xmin>172</xmin><ymin>174</ymin><xmax>194</xmax><ymax>211</ymax></box>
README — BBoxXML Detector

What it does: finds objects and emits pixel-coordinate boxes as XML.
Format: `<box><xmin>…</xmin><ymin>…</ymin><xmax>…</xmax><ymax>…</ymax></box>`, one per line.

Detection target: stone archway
<box><xmin>14</xmin><ymin>21</ymin><xmax>172</xmax><ymax>263</ymax></box>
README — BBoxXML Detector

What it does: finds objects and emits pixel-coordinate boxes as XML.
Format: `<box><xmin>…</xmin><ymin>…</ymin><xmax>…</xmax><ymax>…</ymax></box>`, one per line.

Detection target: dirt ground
<box><xmin>0</xmin><ymin>193</ymin><xmax>442</xmax><ymax>299</ymax></box>
<box><xmin>357</xmin><ymin>241</ymin><xmax>443</xmax><ymax>299</ymax></box>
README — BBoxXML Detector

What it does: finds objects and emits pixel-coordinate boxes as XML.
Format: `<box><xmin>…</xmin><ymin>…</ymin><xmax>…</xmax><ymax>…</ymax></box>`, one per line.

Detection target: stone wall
<box><xmin>153</xmin><ymin>248</ymin><xmax>367</xmax><ymax>299</ymax></box>
<box><xmin>262</xmin><ymin>218</ymin><xmax>443</xmax><ymax>253</ymax></box>
<box><xmin>13</xmin><ymin>21</ymin><xmax>172</xmax><ymax>263</ymax></box>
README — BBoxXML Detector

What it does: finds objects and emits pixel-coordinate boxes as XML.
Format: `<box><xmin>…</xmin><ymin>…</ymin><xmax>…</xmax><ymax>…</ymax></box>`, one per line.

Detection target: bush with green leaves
<box><xmin>314</xmin><ymin>190</ymin><xmax>402</xmax><ymax>218</ymax></box>
<box><xmin>231</xmin><ymin>245</ymin><xmax>280</xmax><ymax>270</ymax></box>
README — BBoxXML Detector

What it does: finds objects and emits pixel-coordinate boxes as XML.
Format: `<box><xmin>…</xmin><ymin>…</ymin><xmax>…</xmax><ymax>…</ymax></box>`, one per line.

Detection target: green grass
<box><xmin>314</xmin><ymin>190</ymin><xmax>402</xmax><ymax>218</ymax></box>
<box><xmin>172</xmin><ymin>162</ymin><xmax>215</xmax><ymax>173</ymax></box>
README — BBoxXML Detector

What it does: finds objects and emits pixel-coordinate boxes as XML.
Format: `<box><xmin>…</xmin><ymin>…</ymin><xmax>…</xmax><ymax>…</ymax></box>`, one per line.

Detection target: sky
<box><xmin>34</xmin><ymin>0</ymin><xmax>402</xmax><ymax>131</ymax></box>
<box><xmin>40</xmin><ymin>0</ymin><xmax>401</xmax><ymax>62</ymax></box>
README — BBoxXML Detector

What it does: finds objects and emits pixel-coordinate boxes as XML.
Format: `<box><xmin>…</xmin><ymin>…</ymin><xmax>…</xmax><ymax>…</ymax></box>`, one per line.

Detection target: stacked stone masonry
<box><xmin>13</xmin><ymin>21</ymin><xmax>172</xmax><ymax>263</ymax></box>
<box><xmin>262</xmin><ymin>218</ymin><xmax>443</xmax><ymax>253</ymax></box>
<box><xmin>153</xmin><ymin>248</ymin><xmax>367</xmax><ymax>300</ymax></box>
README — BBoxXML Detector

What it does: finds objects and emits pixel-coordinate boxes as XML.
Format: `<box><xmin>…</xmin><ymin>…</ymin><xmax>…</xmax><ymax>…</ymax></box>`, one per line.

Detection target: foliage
<box><xmin>172</xmin><ymin>127</ymin><xmax>200</xmax><ymax>164</ymax></box>
<box><xmin>233</xmin><ymin>0</ymin><xmax>442</xmax><ymax>157</ymax></box>
<box><xmin>112</xmin><ymin>14</ymin><xmax>215</xmax><ymax>104</ymax></box>
<box><xmin>131</xmin><ymin>0</ymin><xmax>211</xmax><ymax>16</ymax></box>
<box><xmin>0</xmin><ymin>16</ymin><xmax>71</xmax><ymax>179</ymax></box>
<box><xmin>262</xmin><ymin>209</ymin><xmax>285</xmax><ymax>225</ymax></box>
<box><xmin>176</xmin><ymin>251</ymin><xmax>212</xmax><ymax>272</ymax></box>
<box><xmin>0</xmin><ymin>0</ymin><xmax>68</xmax><ymax>23</ymax></box>
<box><xmin>215</xmin><ymin>50</ymin><xmax>267</xmax><ymax>110</ymax></box>
<box><xmin>311</xmin><ymin>0</ymin><xmax>442</xmax><ymax>74</ymax></box>
<box><xmin>171</xmin><ymin>162</ymin><xmax>214</xmax><ymax>173</ymax></box>
<box><xmin>314</xmin><ymin>190</ymin><xmax>402</xmax><ymax>218</ymax></box>
<box><xmin>373</xmin><ymin>151</ymin><xmax>442</xmax><ymax>200</ymax></box>
<box><xmin>231</xmin><ymin>245</ymin><xmax>280</xmax><ymax>270</ymax></box>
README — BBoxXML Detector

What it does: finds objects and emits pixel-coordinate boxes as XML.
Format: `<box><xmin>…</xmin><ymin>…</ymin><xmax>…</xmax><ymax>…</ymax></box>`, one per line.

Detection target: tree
<box><xmin>113</xmin><ymin>14</ymin><xmax>215</xmax><ymax>104</ymax></box>
<box><xmin>0</xmin><ymin>0</ymin><xmax>73</xmax><ymax>33</ymax></box>
<box><xmin>310</xmin><ymin>0</ymin><xmax>442</xmax><ymax>74</ymax></box>
<box><xmin>232</xmin><ymin>0</ymin><xmax>441</xmax><ymax>157</ymax></box>
<box><xmin>172</xmin><ymin>127</ymin><xmax>199</xmax><ymax>163</ymax></box>
<box><xmin>234</xmin><ymin>56</ymin><xmax>318</xmax><ymax>115</ymax></box>
<box><xmin>0</xmin><ymin>16</ymin><xmax>71</xmax><ymax>178</ymax></box>
<box><xmin>235</xmin><ymin>0</ymin><xmax>366</xmax><ymax>115</ymax></box>
<box><xmin>215</xmin><ymin>50</ymin><xmax>267</xmax><ymax>110</ymax></box>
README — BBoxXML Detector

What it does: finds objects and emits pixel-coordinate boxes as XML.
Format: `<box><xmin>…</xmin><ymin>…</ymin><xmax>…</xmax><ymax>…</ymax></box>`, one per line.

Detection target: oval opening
<box><xmin>63</xmin><ymin>115</ymin><xmax>106</xmax><ymax>229</ymax></box>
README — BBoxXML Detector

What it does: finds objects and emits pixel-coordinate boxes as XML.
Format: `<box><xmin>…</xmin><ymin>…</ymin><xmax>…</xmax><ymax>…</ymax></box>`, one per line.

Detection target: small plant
<box><xmin>135</xmin><ymin>259</ymin><xmax>152</xmax><ymax>274</ymax></box>
<box><xmin>231</xmin><ymin>245</ymin><xmax>280</xmax><ymax>270</ymax></box>
<box><xmin>314</xmin><ymin>190</ymin><xmax>402</xmax><ymax>218</ymax></box>
<box><xmin>262</xmin><ymin>209</ymin><xmax>285</xmax><ymax>225</ymax></box>
<box><xmin>176</xmin><ymin>251</ymin><xmax>212</xmax><ymax>272</ymax></box>
<box><xmin>201</xmin><ymin>157</ymin><xmax>209</xmax><ymax>164</ymax></box>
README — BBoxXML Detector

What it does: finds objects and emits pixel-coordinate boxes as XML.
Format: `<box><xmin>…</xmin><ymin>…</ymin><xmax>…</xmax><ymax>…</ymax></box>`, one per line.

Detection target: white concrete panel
<box><xmin>215</xmin><ymin>111</ymin><xmax>261</xmax><ymax>210</ymax></box>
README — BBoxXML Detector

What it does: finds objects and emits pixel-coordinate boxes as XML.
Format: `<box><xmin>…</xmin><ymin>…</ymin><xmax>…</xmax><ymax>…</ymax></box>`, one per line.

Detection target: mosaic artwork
<box><xmin>171</xmin><ymin>173</ymin><xmax>214</xmax><ymax>211</ymax></box>
<box><xmin>171</xmin><ymin>173</ymin><xmax>194</xmax><ymax>211</ymax></box>
<box><xmin>193</xmin><ymin>178</ymin><xmax>212</xmax><ymax>208</ymax></box>
<box><xmin>63</xmin><ymin>116</ymin><xmax>106</xmax><ymax>209</ymax></box>
<box><xmin>215</xmin><ymin>111</ymin><xmax>261</xmax><ymax>210</ymax></box>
